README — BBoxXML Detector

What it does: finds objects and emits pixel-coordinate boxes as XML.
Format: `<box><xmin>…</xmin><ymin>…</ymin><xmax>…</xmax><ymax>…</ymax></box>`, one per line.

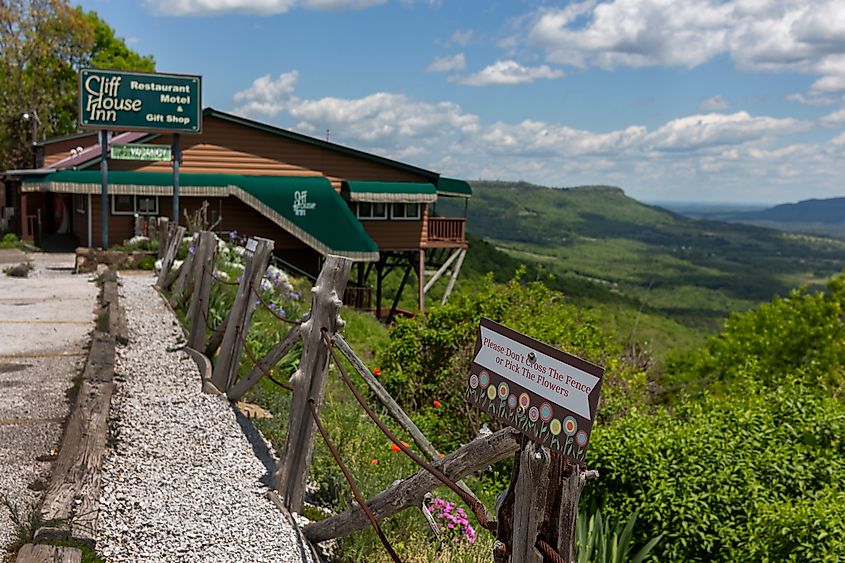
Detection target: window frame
<box><xmin>111</xmin><ymin>195</ymin><xmax>159</xmax><ymax>216</ymax></box>
<box><xmin>390</xmin><ymin>202</ymin><xmax>421</xmax><ymax>221</ymax></box>
<box><xmin>355</xmin><ymin>201</ymin><xmax>389</xmax><ymax>220</ymax></box>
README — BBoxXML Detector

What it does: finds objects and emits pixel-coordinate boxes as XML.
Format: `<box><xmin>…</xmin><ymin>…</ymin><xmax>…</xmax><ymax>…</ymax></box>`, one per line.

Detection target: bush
<box><xmin>585</xmin><ymin>383</ymin><xmax>845</xmax><ymax>562</ymax></box>
<box><xmin>377</xmin><ymin>271</ymin><xmax>649</xmax><ymax>453</ymax></box>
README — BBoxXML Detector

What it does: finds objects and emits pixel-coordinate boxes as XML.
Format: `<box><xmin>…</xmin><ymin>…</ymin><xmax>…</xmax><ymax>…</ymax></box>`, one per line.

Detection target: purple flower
<box><xmin>229</xmin><ymin>230</ymin><xmax>239</xmax><ymax>241</ymax></box>
<box><xmin>290</xmin><ymin>292</ymin><xmax>301</xmax><ymax>301</ymax></box>
<box><xmin>236</xmin><ymin>276</ymin><xmax>243</xmax><ymax>284</ymax></box>
<box><xmin>188</xmin><ymin>245</ymin><xmax>195</xmax><ymax>254</ymax></box>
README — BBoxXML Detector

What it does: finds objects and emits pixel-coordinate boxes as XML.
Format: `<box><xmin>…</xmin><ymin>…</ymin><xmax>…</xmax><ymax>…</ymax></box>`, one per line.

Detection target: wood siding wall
<box><xmin>109</xmin><ymin>116</ymin><xmax>433</xmax><ymax>190</ymax></box>
<box><xmin>359</xmin><ymin>204</ymin><xmax>428</xmax><ymax>250</ymax></box>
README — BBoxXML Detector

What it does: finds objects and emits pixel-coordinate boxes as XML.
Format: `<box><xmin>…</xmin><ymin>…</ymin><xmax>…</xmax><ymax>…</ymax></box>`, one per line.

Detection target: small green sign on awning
<box><xmin>110</xmin><ymin>144</ymin><xmax>171</xmax><ymax>162</ymax></box>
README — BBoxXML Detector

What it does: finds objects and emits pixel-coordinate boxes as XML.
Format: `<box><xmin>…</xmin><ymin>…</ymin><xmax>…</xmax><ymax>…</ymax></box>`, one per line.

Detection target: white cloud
<box><xmin>145</xmin><ymin>0</ymin><xmax>298</xmax><ymax>15</ymax></box>
<box><xmin>785</xmin><ymin>92</ymin><xmax>839</xmax><ymax>106</ymax></box>
<box><xmin>450</xmin><ymin>29</ymin><xmax>473</xmax><ymax>46</ymax></box>
<box><xmin>426</xmin><ymin>53</ymin><xmax>466</xmax><ymax>73</ymax></box>
<box><xmin>527</xmin><ymin>0</ymin><xmax>845</xmax><ymax>97</ymax></box>
<box><xmin>233</xmin><ymin>71</ymin><xmax>299</xmax><ymax>117</ymax></box>
<box><xmin>230</xmin><ymin>70</ymin><xmax>845</xmax><ymax>203</ymax></box>
<box><xmin>145</xmin><ymin>0</ymin><xmax>384</xmax><ymax>15</ymax></box>
<box><xmin>821</xmin><ymin>108</ymin><xmax>845</xmax><ymax>126</ymax></box>
<box><xmin>456</xmin><ymin>60</ymin><xmax>564</xmax><ymax>86</ymax></box>
<box><xmin>699</xmin><ymin>95</ymin><xmax>729</xmax><ymax>111</ymax></box>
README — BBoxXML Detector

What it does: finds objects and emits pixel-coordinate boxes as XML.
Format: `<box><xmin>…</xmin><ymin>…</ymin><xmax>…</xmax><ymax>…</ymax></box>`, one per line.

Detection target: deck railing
<box><xmin>427</xmin><ymin>217</ymin><xmax>465</xmax><ymax>243</ymax></box>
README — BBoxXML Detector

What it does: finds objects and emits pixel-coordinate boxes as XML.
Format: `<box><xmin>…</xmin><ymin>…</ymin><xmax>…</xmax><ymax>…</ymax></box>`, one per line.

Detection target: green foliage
<box><xmin>378</xmin><ymin>271</ymin><xmax>648</xmax><ymax>453</ymax></box>
<box><xmin>576</xmin><ymin>507</ymin><xmax>663</xmax><ymax>563</ymax></box>
<box><xmin>0</xmin><ymin>1</ymin><xmax>154</xmax><ymax>169</ymax></box>
<box><xmin>439</xmin><ymin>181</ymin><xmax>845</xmax><ymax>337</ymax></box>
<box><xmin>585</xmin><ymin>384</ymin><xmax>845</xmax><ymax>562</ymax></box>
<box><xmin>1</xmin><ymin>494</ymin><xmax>64</xmax><ymax>554</ymax></box>
<box><xmin>666</xmin><ymin>274</ymin><xmax>845</xmax><ymax>397</ymax></box>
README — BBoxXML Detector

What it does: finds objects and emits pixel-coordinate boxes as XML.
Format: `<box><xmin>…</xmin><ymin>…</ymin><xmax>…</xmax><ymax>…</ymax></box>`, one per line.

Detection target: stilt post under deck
<box><xmin>418</xmin><ymin>250</ymin><xmax>425</xmax><ymax>312</ymax></box>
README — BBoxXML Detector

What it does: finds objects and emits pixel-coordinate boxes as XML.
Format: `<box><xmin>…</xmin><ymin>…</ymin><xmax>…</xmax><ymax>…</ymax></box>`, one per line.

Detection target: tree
<box><xmin>0</xmin><ymin>0</ymin><xmax>155</xmax><ymax>170</ymax></box>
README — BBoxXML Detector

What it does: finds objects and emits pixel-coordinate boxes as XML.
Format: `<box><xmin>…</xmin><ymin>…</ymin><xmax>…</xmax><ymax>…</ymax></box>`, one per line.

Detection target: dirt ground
<box><xmin>0</xmin><ymin>252</ymin><xmax>97</xmax><ymax>555</ymax></box>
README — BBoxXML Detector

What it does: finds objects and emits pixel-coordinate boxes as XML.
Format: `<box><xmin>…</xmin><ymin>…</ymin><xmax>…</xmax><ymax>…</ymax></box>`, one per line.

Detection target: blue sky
<box><xmin>77</xmin><ymin>0</ymin><xmax>845</xmax><ymax>204</ymax></box>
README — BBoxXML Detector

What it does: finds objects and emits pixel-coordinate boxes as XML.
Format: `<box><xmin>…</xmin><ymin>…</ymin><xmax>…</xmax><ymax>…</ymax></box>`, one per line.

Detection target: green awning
<box><xmin>21</xmin><ymin>170</ymin><xmax>379</xmax><ymax>261</ymax></box>
<box><xmin>342</xmin><ymin>180</ymin><xmax>437</xmax><ymax>203</ymax></box>
<box><xmin>436</xmin><ymin>177</ymin><xmax>472</xmax><ymax>198</ymax></box>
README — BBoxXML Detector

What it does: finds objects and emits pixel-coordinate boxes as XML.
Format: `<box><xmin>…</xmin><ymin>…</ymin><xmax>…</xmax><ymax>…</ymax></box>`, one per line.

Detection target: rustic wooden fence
<box><xmin>153</xmin><ymin>223</ymin><xmax>596</xmax><ymax>562</ymax></box>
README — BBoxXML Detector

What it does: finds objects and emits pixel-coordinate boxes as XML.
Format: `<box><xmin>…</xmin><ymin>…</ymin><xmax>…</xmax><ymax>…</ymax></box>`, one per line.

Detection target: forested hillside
<box><xmin>439</xmin><ymin>181</ymin><xmax>845</xmax><ymax>338</ymax></box>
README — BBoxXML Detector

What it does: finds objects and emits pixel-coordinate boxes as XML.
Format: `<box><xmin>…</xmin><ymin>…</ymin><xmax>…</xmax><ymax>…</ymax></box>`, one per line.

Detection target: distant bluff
<box><xmin>468</xmin><ymin>180</ymin><xmax>626</xmax><ymax>197</ymax></box>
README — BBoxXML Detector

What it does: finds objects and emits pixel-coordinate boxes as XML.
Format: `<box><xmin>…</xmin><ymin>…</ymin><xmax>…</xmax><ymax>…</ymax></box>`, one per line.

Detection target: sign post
<box><xmin>79</xmin><ymin>68</ymin><xmax>202</xmax><ymax>247</ymax></box>
<box><xmin>99</xmin><ymin>131</ymin><xmax>109</xmax><ymax>249</ymax></box>
<box><xmin>465</xmin><ymin>318</ymin><xmax>605</xmax><ymax>563</ymax></box>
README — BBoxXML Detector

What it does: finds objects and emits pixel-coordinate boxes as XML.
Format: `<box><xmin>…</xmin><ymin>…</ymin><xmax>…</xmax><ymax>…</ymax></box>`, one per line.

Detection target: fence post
<box><xmin>276</xmin><ymin>255</ymin><xmax>352</xmax><ymax>512</ymax></box>
<box><xmin>187</xmin><ymin>231</ymin><xmax>217</xmax><ymax>350</ymax></box>
<box><xmin>156</xmin><ymin>224</ymin><xmax>185</xmax><ymax>287</ymax></box>
<box><xmin>210</xmin><ymin>237</ymin><xmax>274</xmax><ymax>393</ymax></box>
<box><xmin>156</xmin><ymin>217</ymin><xmax>169</xmax><ymax>259</ymax></box>
<box><xmin>169</xmin><ymin>233</ymin><xmax>199</xmax><ymax>306</ymax></box>
<box><xmin>495</xmin><ymin>436</ymin><xmax>588</xmax><ymax>563</ymax></box>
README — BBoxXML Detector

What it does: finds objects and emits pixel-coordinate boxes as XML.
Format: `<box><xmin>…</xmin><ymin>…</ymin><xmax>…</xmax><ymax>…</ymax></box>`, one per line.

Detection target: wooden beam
<box><xmin>187</xmin><ymin>231</ymin><xmax>218</xmax><ymax>351</ymax></box>
<box><xmin>169</xmin><ymin>233</ymin><xmax>199</xmax><ymax>308</ymax></box>
<box><xmin>423</xmin><ymin>247</ymin><xmax>462</xmax><ymax>294</ymax></box>
<box><xmin>441</xmin><ymin>248</ymin><xmax>467</xmax><ymax>305</ymax></box>
<box><xmin>156</xmin><ymin>224</ymin><xmax>185</xmax><ymax>288</ymax></box>
<box><xmin>303</xmin><ymin>427</ymin><xmax>521</xmax><ymax>543</ymax></box>
<box><xmin>276</xmin><ymin>256</ymin><xmax>352</xmax><ymax>512</ymax></box>
<box><xmin>418</xmin><ymin>250</ymin><xmax>425</xmax><ymax>312</ymax></box>
<box><xmin>227</xmin><ymin>324</ymin><xmax>301</xmax><ymax>401</ymax></box>
<box><xmin>387</xmin><ymin>263</ymin><xmax>412</xmax><ymax>324</ymax></box>
<box><xmin>210</xmin><ymin>237</ymin><xmax>274</xmax><ymax>393</ymax></box>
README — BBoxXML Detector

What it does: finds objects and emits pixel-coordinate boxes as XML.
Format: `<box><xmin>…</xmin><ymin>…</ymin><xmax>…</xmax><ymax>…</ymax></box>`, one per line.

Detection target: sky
<box><xmin>75</xmin><ymin>0</ymin><xmax>845</xmax><ymax>204</ymax></box>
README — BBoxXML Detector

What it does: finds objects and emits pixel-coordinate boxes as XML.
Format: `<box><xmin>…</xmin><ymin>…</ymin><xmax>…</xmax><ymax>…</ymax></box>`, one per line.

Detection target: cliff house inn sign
<box><xmin>79</xmin><ymin>68</ymin><xmax>201</xmax><ymax>133</ymax></box>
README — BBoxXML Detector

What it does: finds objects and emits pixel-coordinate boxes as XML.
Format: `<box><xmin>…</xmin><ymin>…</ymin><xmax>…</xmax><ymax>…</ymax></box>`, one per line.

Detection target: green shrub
<box><xmin>377</xmin><ymin>271</ymin><xmax>648</xmax><ymax>453</ymax></box>
<box><xmin>665</xmin><ymin>274</ymin><xmax>845</xmax><ymax>397</ymax></box>
<box><xmin>585</xmin><ymin>383</ymin><xmax>845</xmax><ymax>562</ymax></box>
<box><xmin>2</xmin><ymin>233</ymin><xmax>19</xmax><ymax>243</ymax></box>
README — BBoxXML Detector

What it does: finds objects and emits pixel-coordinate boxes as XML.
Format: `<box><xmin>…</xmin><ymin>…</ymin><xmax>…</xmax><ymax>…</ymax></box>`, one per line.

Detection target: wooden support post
<box><xmin>494</xmin><ymin>436</ymin><xmax>588</xmax><ymax>563</ymax></box>
<box><xmin>276</xmin><ymin>255</ymin><xmax>352</xmax><ymax>513</ymax></box>
<box><xmin>418</xmin><ymin>250</ymin><xmax>425</xmax><ymax>312</ymax></box>
<box><xmin>157</xmin><ymin>217</ymin><xmax>169</xmax><ymax>259</ymax></box>
<box><xmin>187</xmin><ymin>231</ymin><xmax>217</xmax><ymax>351</ymax></box>
<box><xmin>375</xmin><ymin>257</ymin><xmax>384</xmax><ymax>320</ymax></box>
<box><xmin>304</xmin><ymin>427</ymin><xmax>521</xmax><ymax>543</ymax></box>
<box><xmin>441</xmin><ymin>248</ymin><xmax>467</xmax><ymax>305</ymax></box>
<box><xmin>226</xmin><ymin>324</ymin><xmax>301</xmax><ymax>401</ymax></box>
<box><xmin>156</xmin><ymin>224</ymin><xmax>186</xmax><ymax>288</ymax></box>
<box><xmin>423</xmin><ymin>247</ymin><xmax>462</xmax><ymax>294</ymax></box>
<box><xmin>204</xmin><ymin>308</ymin><xmax>230</xmax><ymax>358</ymax></box>
<box><xmin>387</xmin><ymin>263</ymin><xmax>412</xmax><ymax>324</ymax></box>
<box><xmin>210</xmin><ymin>237</ymin><xmax>274</xmax><ymax>393</ymax></box>
<box><xmin>168</xmin><ymin>233</ymin><xmax>199</xmax><ymax>305</ymax></box>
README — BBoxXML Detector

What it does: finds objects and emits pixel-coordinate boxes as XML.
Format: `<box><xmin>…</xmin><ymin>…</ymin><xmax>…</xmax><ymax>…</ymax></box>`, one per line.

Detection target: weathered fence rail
<box><xmin>152</xmin><ymin>223</ymin><xmax>594</xmax><ymax>562</ymax></box>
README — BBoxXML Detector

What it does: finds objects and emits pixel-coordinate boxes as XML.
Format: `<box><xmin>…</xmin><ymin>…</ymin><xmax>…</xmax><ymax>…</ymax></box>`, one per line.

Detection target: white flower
<box><xmin>234</xmin><ymin>246</ymin><xmax>246</xmax><ymax>257</ymax></box>
<box><xmin>172</xmin><ymin>259</ymin><xmax>184</xmax><ymax>270</ymax></box>
<box><xmin>128</xmin><ymin>235</ymin><xmax>150</xmax><ymax>245</ymax></box>
<box><xmin>215</xmin><ymin>270</ymin><xmax>229</xmax><ymax>281</ymax></box>
<box><xmin>260</xmin><ymin>278</ymin><xmax>273</xmax><ymax>292</ymax></box>
<box><xmin>154</xmin><ymin>259</ymin><xmax>163</xmax><ymax>272</ymax></box>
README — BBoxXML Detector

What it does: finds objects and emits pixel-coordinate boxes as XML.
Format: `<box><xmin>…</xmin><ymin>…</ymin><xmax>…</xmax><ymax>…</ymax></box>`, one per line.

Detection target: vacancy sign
<box><xmin>465</xmin><ymin>318</ymin><xmax>604</xmax><ymax>461</ymax></box>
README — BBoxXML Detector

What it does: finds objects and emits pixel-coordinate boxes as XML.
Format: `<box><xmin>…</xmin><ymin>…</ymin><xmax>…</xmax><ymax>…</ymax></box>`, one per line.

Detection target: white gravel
<box><xmin>97</xmin><ymin>272</ymin><xmax>315</xmax><ymax>563</ymax></box>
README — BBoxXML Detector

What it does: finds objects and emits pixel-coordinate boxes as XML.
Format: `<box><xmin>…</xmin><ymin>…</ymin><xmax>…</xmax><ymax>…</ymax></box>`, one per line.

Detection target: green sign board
<box><xmin>110</xmin><ymin>143</ymin><xmax>172</xmax><ymax>161</ymax></box>
<box><xmin>79</xmin><ymin>68</ymin><xmax>202</xmax><ymax>133</ymax></box>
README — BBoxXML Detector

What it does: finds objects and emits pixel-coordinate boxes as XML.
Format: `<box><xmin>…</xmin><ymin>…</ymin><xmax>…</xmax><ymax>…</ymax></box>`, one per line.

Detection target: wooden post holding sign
<box><xmin>464</xmin><ymin>318</ymin><xmax>605</xmax><ymax>563</ymax></box>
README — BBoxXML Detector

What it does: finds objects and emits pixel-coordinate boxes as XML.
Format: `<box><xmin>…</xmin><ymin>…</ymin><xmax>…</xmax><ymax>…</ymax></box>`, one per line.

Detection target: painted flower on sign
<box><xmin>563</xmin><ymin>416</ymin><xmax>577</xmax><ymax>437</ymax></box>
<box><xmin>497</xmin><ymin>382</ymin><xmax>509</xmax><ymax>399</ymax></box>
<box><xmin>487</xmin><ymin>385</ymin><xmax>497</xmax><ymax>400</ymax></box>
<box><xmin>508</xmin><ymin>394</ymin><xmax>517</xmax><ymax>410</ymax></box>
<box><xmin>479</xmin><ymin>370</ymin><xmax>490</xmax><ymax>388</ymax></box>
<box><xmin>528</xmin><ymin>406</ymin><xmax>539</xmax><ymax>422</ymax></box>
<box><xmin>518</xmin><ymin>393</ymin><xmax>530</xmax><ymax>410</ymax></box>
<box><xmin>540</xmin><ymin>402</ymin><xmax>553</xmax><ymax>423</ymax></box>
<box><xmin>576</xmin><ymin>430</ymin><xmax>588</xmax><ymax>447</ymax></box>
<box><xmin>469</xmin><ymin>374</ymin><xmax>479</xmax><ymax>389</ymax></box>
<box><xmin>549</xmin><ymin>418</ymin><xmax>562</xmax><ymax>436</ymax></box>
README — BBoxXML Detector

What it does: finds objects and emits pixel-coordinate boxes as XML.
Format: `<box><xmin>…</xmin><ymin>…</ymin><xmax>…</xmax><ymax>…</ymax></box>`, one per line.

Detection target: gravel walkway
<box><xmin>97</xmin><ymin>272</ymin><xmax>315</xmax><ymax>562</ymax></box>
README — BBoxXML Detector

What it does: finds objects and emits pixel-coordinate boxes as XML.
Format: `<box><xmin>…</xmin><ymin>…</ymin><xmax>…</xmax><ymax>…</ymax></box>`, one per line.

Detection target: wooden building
<box><xmin>2</xmin><ymin>108</ymin><xmax>471</xmax><ymax>317</ymax></box>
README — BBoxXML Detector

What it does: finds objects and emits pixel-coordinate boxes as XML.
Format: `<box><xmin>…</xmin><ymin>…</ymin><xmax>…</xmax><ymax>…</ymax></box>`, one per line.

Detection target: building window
<box><xmin>391</xmin><ymin>203</ymin><xmax>421</xmax><ymax>220</ymax></box>
<box><xmin>112</xmin><ymin>195</ymin><xmax>159</xmax><ymax>216</ymax></box>
<box><xmin>356</xmin><ymin>201</ymin><xmax>388</xmax><ymax>220</ymax></box>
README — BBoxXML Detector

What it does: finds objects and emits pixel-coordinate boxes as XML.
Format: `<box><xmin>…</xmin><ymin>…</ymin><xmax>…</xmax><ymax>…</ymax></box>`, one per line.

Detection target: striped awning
<box><xmin>342</xmin><ymin>180</ymin><xmax>437</xmax><ymax>203</ymax></box>
<box><xmin>21</xmin><ymin>170</ymin><xmax>379</xmax><ymax>261</ymax></box>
